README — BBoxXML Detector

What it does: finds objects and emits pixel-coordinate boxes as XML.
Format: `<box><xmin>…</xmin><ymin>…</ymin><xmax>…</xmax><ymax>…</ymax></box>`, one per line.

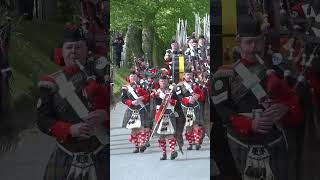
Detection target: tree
<box><xmin>110</xmin><ymin>0</ymin><xmax>209</xmax><ymax>67</ymax></box>
<box><xmin>33</xmin><ymin>0</ymin><xmax>59</xmax><ymax>21</ymax></box>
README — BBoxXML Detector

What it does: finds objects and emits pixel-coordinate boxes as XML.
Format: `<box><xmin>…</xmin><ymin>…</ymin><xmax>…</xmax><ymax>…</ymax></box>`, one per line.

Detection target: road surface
<box><xmin>110</xmin><ymin>103</ymin><xmax>211</xmax><ymax>180</ymax></box>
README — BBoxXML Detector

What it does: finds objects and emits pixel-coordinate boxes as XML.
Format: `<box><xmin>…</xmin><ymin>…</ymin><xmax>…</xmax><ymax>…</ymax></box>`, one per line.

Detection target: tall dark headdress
<box><xmin>237</xmin><ymin>17</ymin><xmax>262</xmax><ymax>37</ymax></box>
<box><xmin>53</xmin><ymin>23</ymin><xmax>86</xmax><ymax>66</ymax></box>
<box><xmin>185</xmin><ymin>66</ymin><xmax>193</xmax><ymax>74</ymax></box>
<box><xmin>129</xmin><ymin>68</ymin><xmax>137</xmax><ymax>75</ymax></box>
<box><xmin>159</xmin><ymin>75</ymin><xmax>168</xmax><ymax>80</ymax></box>
<box><xmin>62</xmin><ymin>23</ymin><xmax>85</xmax><ymax>42</ymax></box>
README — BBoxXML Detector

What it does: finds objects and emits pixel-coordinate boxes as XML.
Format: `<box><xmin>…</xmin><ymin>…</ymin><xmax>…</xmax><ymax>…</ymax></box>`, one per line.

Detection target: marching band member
<box><xmin>121</xmin><ymin>70</ymin><xmax>151</xmax><ymax>153</ymax></box>
<box><xmin>175</xmin><ymin>67</ymin><xmax>206</xmax><ymax>150</ymax></box>
<box><xmin>151</xmin><ymin>75</ymin><xmax>179</xmax><ymax>160</ymax></box>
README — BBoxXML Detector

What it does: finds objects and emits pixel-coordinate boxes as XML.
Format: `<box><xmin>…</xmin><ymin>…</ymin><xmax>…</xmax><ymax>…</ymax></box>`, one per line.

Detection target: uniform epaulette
<box><xmin>222</xmin><ymin>62</ymin><xmax>237</xmax><ymax>68</ymax></box>
<box><xmin>38</xmin><ymin>70</ymin><xmax>65</xmax><ymax>91</ymax></box>
<box><xmin>38</xmin><ymin>75</ymin><xmax>58</xmax><ymax>91</ymax></box>
<box><xmin>177</xmin><ymin>81</ymin><xmax>184</xmax><ymax>86</ymax></box>
<box><xmin>212</xmin><ymin>68</ymin><xmax>235</xmax><ymax>79</ymax></box>
<box><xmin>122</xmin><ymin>84</ymin><xmax>129</xmax><ymax>90</ymax></box>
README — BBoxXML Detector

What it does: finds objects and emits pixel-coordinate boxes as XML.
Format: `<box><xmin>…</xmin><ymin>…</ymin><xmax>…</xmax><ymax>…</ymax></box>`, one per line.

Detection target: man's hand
<box><xmin>132</xmin><ymin>100</ymin><xmax>138</xmax><ymax>105</ymax></box>
<box><xmin>83</xmin><ymin>109</ymin><xmax>107</xmax><ymax>127</ymax></box>
<box><xmin>263</xmin><ymin>104</ymin><xmax>289</xmax><ymax>123</ymax></box>
<box><xmin>251</xmin><ymin>116</ymin><xmax>274</xmax><ymax>133</ymax></box>
<box><xmin>189</xmin><ymin>96</ymin><xmax>196</xmax><ymax>104</ymax></box>
<box><xmin>137</xmin><ymin>96</ymin><xmax>144</xmax><ymax>101</ymax></box>
<box><xmin>193</xmin><ymin>94</ymin><xmax>200</xmax><ymax>101</ymax></box>
<box><xmin>70</xmin><ymin>122</ymin><xmax>94</xmax><ymax>139</ymax></box>
<box><xmin>132</xmin><ymin>99</ymin><xmax>143</xmax><ymax>106</ymax></box>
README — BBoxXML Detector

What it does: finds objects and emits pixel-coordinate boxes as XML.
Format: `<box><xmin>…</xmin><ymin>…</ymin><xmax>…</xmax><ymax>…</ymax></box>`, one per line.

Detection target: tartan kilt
<box><xmin>43</xmin><ymin>146</ymin><xmax>108</xmax><ymax>180</ymax></box>
<box><xmin>154</xmin><ymin>109</ymin><xmax>176</xmax><ymax>136</ymax></box>
<box><xmin>121</xmin><ymin>106</ymin><xmax>151</xmax><ymax>129</ymax></box>
<box><xmin>227</xmin><ymin>135</ymin><xmax>288</xmax><ymax>180</ymax></box>
<box><xmin>181</xmin><ymin>103</ymin><xmax>201</xmax><ymax>126</ymax></box>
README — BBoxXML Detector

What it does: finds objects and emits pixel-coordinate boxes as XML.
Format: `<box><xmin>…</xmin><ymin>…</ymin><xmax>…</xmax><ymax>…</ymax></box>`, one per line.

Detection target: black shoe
<box><xmin>140</xmin><ymin>145</ymin><xmax>146</xmax><ymax>153</ymax></box>
<box><xmin>146</xmin><ymin>142</ymin><xmax>150</xmax><ymax>147</ymax></box>
<box><xmin>200</xmin><ymin>135</ymin><xmax>205</xmax><ymax>145</ymax></box>
<box><xmin>133</xmin><ymin>147</ymin><xmax>139</xmax><ymax>153</ymax></box>
<box><xmin>196</xmin><ymin>144</ymin><xmax>201</xmax><ymax>150</ymax></box>
<box><xmin>170</xmin><ymin>151</ymin><xmax>178</xmax><ymax>160</ymax></box>
<box><xmin>187</xmin><ymin>145</ymin><xmax>193</xmax><ymax>150</ymax></box>
<box><xmin>160</xmin><ymin>154</ymin><xmax>167</xmax><ymax>160</ymax></box>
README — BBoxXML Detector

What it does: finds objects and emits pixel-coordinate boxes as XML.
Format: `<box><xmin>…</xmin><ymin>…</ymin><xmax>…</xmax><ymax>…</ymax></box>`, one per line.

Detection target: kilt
<box><xmin>121</xmin><ymin>106</ymin><xmax>151</xmax><ymax>129</ymax></box>
<box><xmin>43</xmin><ymin>144</ymin><xmax>108</xmax><ymax>180</ymax></box>
<box><xmin>154</xmin><ymin>109</ymin><xmax>176</xmax><ymax>137</ymax></box>
<box><xmin>227</xmin><ymin>134</ymin><xmax>288</xmax><ymax>180</ymax></box>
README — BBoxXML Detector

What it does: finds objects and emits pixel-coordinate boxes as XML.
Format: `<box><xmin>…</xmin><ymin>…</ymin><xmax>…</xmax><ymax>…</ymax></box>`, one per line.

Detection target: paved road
<box><xmin>110</xmin><ymin>103</ymin><xmax>211</xmax><ymax>180</ymax></box>
<box><xmin>0</xmin><ymin>128</ymin><xmax>55</xmax><ymax>180</ymax></box>
<box><xmin>0</xmin><ymin>102</ymin><xmax>211</xmax><ymax>180</ymax></box>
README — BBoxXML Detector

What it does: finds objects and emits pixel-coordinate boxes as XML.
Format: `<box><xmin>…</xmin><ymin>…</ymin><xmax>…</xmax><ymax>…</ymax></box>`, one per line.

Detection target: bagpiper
<box><xmin>121</xmin><ymin>69</ymin><xmax>151</xmax><ymax>153</ymax></box>
<box><xmin>175</xmin><ymin>67</ymin><xmax>206</xmax><ymax>150</ymax></box>
<box><xmin>212</xmin><ymin>18</ymin><xmax>304</xmax><ymax>180</ymax></box>
<box><xmin>195</xmin><ymin>71</ymin><xmax>210</xmax><ymax>144</ymax></box>
<box><xmin>151</xmin><ymin>75</ymin><xmax>179</xmax><ymax>160</ymax></box>
<box><xmin>37</xmin><ymin>24</ymin><xmax>109</xmax><ymax>180</ymax></box>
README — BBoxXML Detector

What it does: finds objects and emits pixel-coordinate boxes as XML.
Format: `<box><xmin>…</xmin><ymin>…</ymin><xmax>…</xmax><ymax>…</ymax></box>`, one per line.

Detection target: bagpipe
<box><xmin>172</xmin><ymin>13</ymin><xmax>210</xmax><ymax>84</ymax></box>
<box><xmin>79</xmin><ymin>0</ymin><xmax>111</xmax><ymax>84</ymax></box>
<box><xmin>146</xmin><ymin>84</ymin><xmax>185</xmax><ymax>154</ymax></box>
<box><xmin>53</xmin><ymin>1</ymin><xmax>110</xmax><ymax>82</ymax></box>
<box><xmin>276</xmin><ymin>1</ymin><xmax>320</xmax><ymax>88</ymax></box>
<box><xmin>80</xmin><ymin>0</ymin><xmax>108</xmax><ymax>55</ymax></box>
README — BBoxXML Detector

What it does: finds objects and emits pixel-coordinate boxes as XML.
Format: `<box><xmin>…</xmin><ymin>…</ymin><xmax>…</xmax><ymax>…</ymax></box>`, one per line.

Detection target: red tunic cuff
<box><xmin>150</xmin><ymin>92</ymin><xmax>157</xmax><ymax>98</ymax></box>
<box><xmin>181</xmin><ymin>97</ymin><xmax>190</xmax><ymax>105</ymax></box>
<box><xmin>278</xmin><ymin>96</ymin><xmax>304</xmax><ymax>126</ymax></box>
<box><xmin>198</xmin><ymin>92</ymin><xmax>206</xmax><ymax>102</ymax></box>
<box><xmin>50</xmin><ymin>121</ymin><xmax>72</xmax><ymax>144</ymax></box>
<box><xmin>170</xmin><ymin>99</ymin><xmax>177</xmax><ymax>106</ymax></box>
<box><xmin>125</xmin><ymin>100</ymin><xmax>133</xmax><ymax>107</ymax></box>
<box><xmin>143</xmin><ymin>95</ymin><xmax>150</xmax><ymax>104</ymax></box>
<box><xmin>166</xmin><ymin>69</ymin><xmax>171</xmax><ymax>76</ymax></box>
<box><xmin>230</xmin><ymin>115</ymin><xmax>253</xmax><ymax>136</ymax></box>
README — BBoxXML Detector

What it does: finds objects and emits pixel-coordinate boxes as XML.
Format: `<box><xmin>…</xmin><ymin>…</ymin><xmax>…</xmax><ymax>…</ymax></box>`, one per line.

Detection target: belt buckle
<box><xmin>76</xmin><ymin>153</ymin><xmax>90</xmax><ymax>164</ymax></box>
<box><xmin>73</xmin><ymin>152</ymin><xmax>93</xmax><ymax>168</ymax></box>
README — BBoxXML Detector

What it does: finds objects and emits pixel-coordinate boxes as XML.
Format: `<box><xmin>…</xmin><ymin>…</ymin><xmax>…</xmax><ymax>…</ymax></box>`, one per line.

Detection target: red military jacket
<box><xmin>213</xmin><ymin>59</ymin><xmax>304</xmax><ymax>137</ymax></box>
<box><xmin>175</xmin><ymin>80</ymin><xmax>205</xmax><ymax>107</ymax></box>
<box><xmin>37</xmin><ymin>66</ymin><xmax>109</xmax><ymax>145</ymax></box>
<box><xmin>121</xmin><ymin>83</ymin><xmax>150</xmax><ymax>108</ymax></box>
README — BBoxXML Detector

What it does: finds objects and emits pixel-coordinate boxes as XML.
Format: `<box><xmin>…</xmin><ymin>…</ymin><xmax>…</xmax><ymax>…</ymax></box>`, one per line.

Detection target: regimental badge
<box><xmin>176</xmin><ymin>86</ymin><xmax>181</xmax><ymax>94</ymax></box>
<box><xmin>272</xmin><ymin>53</ymin><xmax>283</xmax><ymax>65</ymax></box>
<box><xmin>214</xmin><ymin>80</ymin><xmax>223</xmax><ymax>91</ymax></box>
<box><xmin>37</xmin><ymin>98</ymin><xmax>42</xmax><ymax>108</ymax></box>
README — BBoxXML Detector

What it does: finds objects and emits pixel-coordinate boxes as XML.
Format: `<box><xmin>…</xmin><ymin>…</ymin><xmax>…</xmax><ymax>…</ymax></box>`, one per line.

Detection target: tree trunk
<box><xmin>0</xmin><ymin>20</ymin><xmax>12</xmax><ymax>121</ymax></box>
<box><xmin>44</xmin><ymin>0</ymin><xmax>57</xmax><ymax>20</ymax></box>
<box><xmin>123</xmin><ymin>23</ymin><xmax>144</xmax><ymax>67</ymax></box>
<box><xmin>33</xmin><ymin>0</ymin><xmax>38</xmax><ymax>18</ymax></box>
<box><xmin>33</xmin><ymin>0</ymin><xmax>57</xmax><ymax>21</ymax></box>
<box><xmin>142</xmin><ymin>27</ymin><xmax>154</xmax><ymax>66</ymax></box>
<box><xmin>17</xmin><ymin>0</ymin><xmax>34</xmax><ymax>19</ymax></box>
<box><xmin>152</xmin><ymin>33</ymin><xmax>165</xmax><ymax>68</ymax></box>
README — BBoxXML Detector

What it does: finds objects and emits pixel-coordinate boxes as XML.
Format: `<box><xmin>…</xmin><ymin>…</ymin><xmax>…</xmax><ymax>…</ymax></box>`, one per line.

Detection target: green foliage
<box><xmin>113</xmin><ymin>67</ymin><xmax>130</xmax><ymax>96</ymax></box>
<box><xmin>111</xmin><ymin>0</ymin><xmax>209</xmax><ymax>45</ymax></box>
<box><xmin>9</xmin><ymin>21</ymin><xmax>61</xmax><ymax>101</ymax></box>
